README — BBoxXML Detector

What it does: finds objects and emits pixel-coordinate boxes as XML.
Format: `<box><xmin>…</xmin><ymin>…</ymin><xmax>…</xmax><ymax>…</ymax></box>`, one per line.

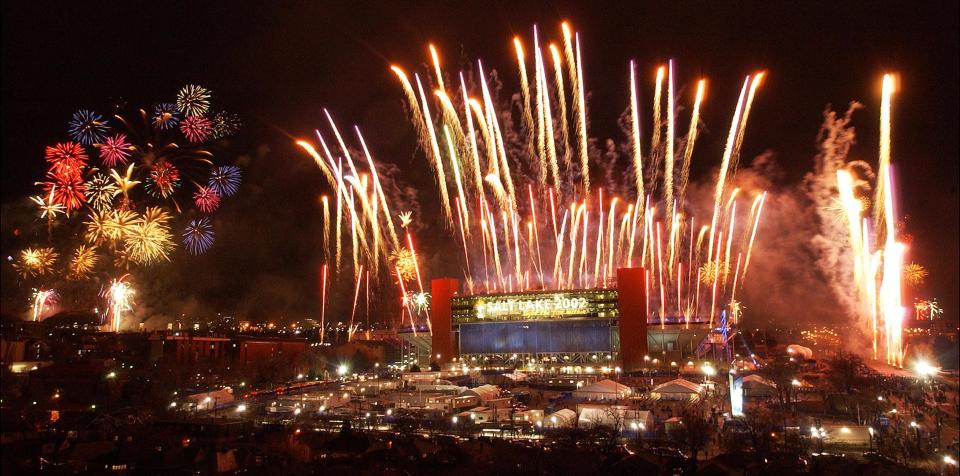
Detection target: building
<box><xmin>236</xmin><ymin>336</ymin><xmax>308</xmax><ymax>365</ymax></box>
<box><xmin>149</xmin><ymin>333</ymin><xmax>233</xmax><ymax>363</ymax></box>
<box><xmin>426</xmin><ymin>268</ymin><xmax>711</xmax><ymax>371</ymax></box>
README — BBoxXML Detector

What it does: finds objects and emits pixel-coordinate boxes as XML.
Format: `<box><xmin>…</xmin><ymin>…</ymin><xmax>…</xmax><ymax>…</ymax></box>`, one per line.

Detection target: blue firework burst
<box><xmin>68</xmin><ymin>109</ymin><xmax>110</xmax><ymax>145</ymax></box>
<box><xmin>208</xmin><ymin>165</ymin><xmax>242</xmax><ymax>197</ymax></box>
<box><xmin>152</xmin><ymin>102</ymin><xmax>182</xmax><ymax>130</ymax></box>
<box><xmin>183</xmin><ymin>218</ymin><xmax>215</xmax><ymax>255</ymax></box>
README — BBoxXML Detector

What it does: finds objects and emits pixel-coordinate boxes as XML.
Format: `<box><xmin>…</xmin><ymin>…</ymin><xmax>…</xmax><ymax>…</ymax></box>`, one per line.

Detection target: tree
<box><xmin>758</xmin><ymin>360</ymin><xmax>798</xmax><ymax>407</ymax></box>
<box><xmin>827</xmin><ymin>352</ymin><xmax>863</xmax><ymax>394</ymax></box>
<box><xmin>679</xmin><ymin>412</ymin><xmax>712</xmax><ymax>461</ymax></box>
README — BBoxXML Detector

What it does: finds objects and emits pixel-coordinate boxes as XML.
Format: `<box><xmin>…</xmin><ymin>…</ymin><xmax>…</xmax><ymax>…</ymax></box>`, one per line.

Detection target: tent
<box><xmin>739</xmin><ymin>374</ymin><xmax>778</xmax><ymax>398</ymax></box>
<box><xmin>461</xmin><ymin>384</ymin><xmax>500</xmax><ymax>403</ymax></box>
<box><xmin>573</xmin><ymin>379</ymin><xmax>632</xmax><ymax>401</ymax></box>
<box><xmin>786</xmin><ymin>344</ymin><xmax>813</xmax><ymax>360</ymax></box>
<box><xmin>577</xmin><ymin>404</ymin><xmax>654</xmax><ymax>431</ymax></box>
<box><xmin>545</xmin><ymin>409</ymin><xmax>577</xmax><ymax>428</ymax></box>
<box><xmin>650</xmin><ymin>378</ymin><xmax>702</xmax><ymax>401</ymax></box>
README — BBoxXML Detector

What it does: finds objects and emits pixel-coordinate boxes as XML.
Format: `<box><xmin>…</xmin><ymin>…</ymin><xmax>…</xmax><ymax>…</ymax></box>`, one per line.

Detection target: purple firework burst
<box><xmin>183</xmin><ymin>217</ymin><xmax>215</xmax><ymax>255</ymax></box>
<box><xmin>208</xmin><ymin>165</ymin><xmax>241</xmax><ymax>197</ymax></box>
<box><xmin>68</xmin><ymin>109</ymin><xmax>110</xmax><ymax>145</ymax></box>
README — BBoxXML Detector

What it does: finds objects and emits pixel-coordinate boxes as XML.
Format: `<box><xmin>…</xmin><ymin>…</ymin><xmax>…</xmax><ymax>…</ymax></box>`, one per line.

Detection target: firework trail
<box><xmin>104</xmin><ymin>275</ymin><xmax>134</xmax><ymax>332</ymax></box>
<box><xmin>874</xmin><ymin>74</ymin><xmax>895</xmax><ymax>240</ymax></box>
<box><xmin>514</xmin><ymin>37</ymin><xmax>536</xmax><ymax>161</ymax></box>
<box><xmin>321</xmin><ymin>195</ymin><xmax>331</xmax><ymax>261</ymax></box>
<box><xmin>320</xmin><ymin>263</ymin><xmax>328</xmax><ymax>344</ymax></box>
<box><xmin>629</xmin><ymin>61</ymin><xmax>645</xmax><ymax>202</ymax></box>
<box><xmin>301</xmin><ymin>22</ymin><xmax>773</xmax><ymax>335</ymax></box>
<box><xmin>664</xmin><ymin>60</ymin><xmax>676</xmax><ymax>229</ymax></box>
<box><xmin>824</xmin><ymin>74</ymin><xmax>907</xmax><ymax>366</ymax></box>
<box><xmin>31</xmin><ymin>289</ymin><xmax>59</xmax><ymax>322</ymax></box>
<box><xmin>678</xmin><ymin>80</ymin><xmax>706</xmax><ymax>205</ymax></box>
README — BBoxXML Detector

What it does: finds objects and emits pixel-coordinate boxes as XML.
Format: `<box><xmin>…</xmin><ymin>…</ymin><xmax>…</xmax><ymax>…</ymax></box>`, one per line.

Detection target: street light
<box><xmin>337</xmin><ymin>364</ymin><xmax>349</xmax><ymax>376</ymax></box>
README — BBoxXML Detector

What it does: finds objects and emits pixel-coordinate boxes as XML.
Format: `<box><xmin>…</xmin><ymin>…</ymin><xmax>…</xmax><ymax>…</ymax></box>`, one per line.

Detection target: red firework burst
<box><xmin>45</xmin><ymin>142</ymin><xmax>88</xmax><ymax>180</ymax></box>
<box><xmin>180</xmin><ymin>116</ymin><xmax>213</xmax><ymax>143</ymax></box>
<box><xmin>147</xmin><ymin>162</ymin><xmax>181</xmax><ymax>198</ymax></box>
<box><xmin>193</xmin><ymin>186</ymin><xmax>220</xmax><ymax>213</ymax></box>
<box><xmin>42</xmin><ymin>174</ymin><xmax>87</xmax><ymax>212</ymax></box>
<box><xmin>98</xmin><ymin>133</ymin><xmax>133</xmax><ymax>167</ymax></box>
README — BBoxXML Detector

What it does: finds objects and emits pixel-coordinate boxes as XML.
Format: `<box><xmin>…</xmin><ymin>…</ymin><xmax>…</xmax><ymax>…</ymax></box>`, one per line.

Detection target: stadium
<box><xmin>419</xmin><ymin>268</ymin><xmax>722</xmax><ymax>372</ymax></box>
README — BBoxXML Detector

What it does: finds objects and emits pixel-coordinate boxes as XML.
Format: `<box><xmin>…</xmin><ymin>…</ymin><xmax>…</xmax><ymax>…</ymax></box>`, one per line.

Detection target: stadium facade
<box><xmin>428</xmin><ymin>268</ymin><xmax>711</xmax><ymax>371</ymax></box>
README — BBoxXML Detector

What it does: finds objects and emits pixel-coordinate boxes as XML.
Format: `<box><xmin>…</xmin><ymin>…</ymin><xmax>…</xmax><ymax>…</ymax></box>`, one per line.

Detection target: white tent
<box><xmin>461</xmin><ymin>384</ymin><xmax>501</xmax><ymax>403</ymax></box>
<box><xmin>577</xmin><ymin>404</ymin><xmax>654</xmax><ymax>431</ymax></box>
<box><xmin>786</xmin><ymin>344</ymin><xmax>813</xmax><ymax>360</ymax></box>
<box><xmin>651</xmin><ymin>378</ymin><xmax>702</xmax><ymax>401</ymax></box>
<box><xmin>740</xmin><ymin>374</ymin><xmax>778</xmax><ymax>398</ymax></box>
<box><xmin>545</xmin><ymin>409</ymin><xmax>577</xmax><ymax>428</ymax></box>
<box><xmin>573</xmin><ymin>379</ymin><xmax>632</xmax><ymax>401</ymax></box>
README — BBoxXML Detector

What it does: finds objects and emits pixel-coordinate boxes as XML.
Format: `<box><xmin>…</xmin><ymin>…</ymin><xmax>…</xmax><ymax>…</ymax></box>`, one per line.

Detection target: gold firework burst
<box><xmin>699</xmin><ymin>260</ymin><xmax>730</xmax><ymax>284</ymax></box>
<box><xmin>14</xmin><ymin>247</ymin><xmax>58</xmax><ymax>278</ymax></box>
<box><xmin>391</xmin><ymin>248</ymin><xmax>418</xmax><ymax>282</ymax></box>
<box><xmin>123</xmin><ymin>207</ymin><xmax>175</xmax><ymax>265</ymax></box>
<box><xmin>84</xmin><ymin>173</ymin><xmax>119</xmax><ymax>211</ymax></box>
<box><xmin>68</xmin><ymin>245</ymin><xmax>99</xmax><ymax>279</ymax></box>
<box><xmin>903</xmin><ymin>263</ymin><xmax>927</xmax><ymax>286</ymax></box>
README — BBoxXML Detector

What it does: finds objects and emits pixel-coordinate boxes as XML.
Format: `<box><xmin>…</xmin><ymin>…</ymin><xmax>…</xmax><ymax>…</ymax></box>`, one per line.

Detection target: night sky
<box><xmin>2</xmin><ymin>1</ymin><xmax>957</xmax><ymax>325</ymax></box>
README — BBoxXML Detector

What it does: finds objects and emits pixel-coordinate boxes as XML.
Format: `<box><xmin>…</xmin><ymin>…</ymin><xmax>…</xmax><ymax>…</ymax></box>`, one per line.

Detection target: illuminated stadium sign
<box><xmin>452</xmin><ymin>290</ymin><xmax>618</xmax><ymax>323</ymax></box>
<box><xmin>478</xmin><ymin>295</ymin><xmax>588</xmax><ymax>318</ymax></box>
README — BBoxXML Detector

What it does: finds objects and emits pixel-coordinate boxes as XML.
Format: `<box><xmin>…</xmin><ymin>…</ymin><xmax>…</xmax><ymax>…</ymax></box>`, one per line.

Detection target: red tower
<box><xmin>617</xmin><ymin>267</ymin><xmax>648</xmax><ymax>370</ymax></box>
<box><xmin>429</xmin><ymin>278</ymin><xmax>459</xmax><ymax>365</ymax></box>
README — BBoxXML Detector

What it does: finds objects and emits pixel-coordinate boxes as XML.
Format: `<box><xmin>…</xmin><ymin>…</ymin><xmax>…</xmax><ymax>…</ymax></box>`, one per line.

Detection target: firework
<box><xmin>14</xmin><ymin>84</ymin><xmax>241</xmax><ymax>300</ymax></box>
<box><xmin>391</xmin><ymin>248</ymin><xmax>418</xmax><ymax>282</ymax></box>
<box><xmin>68</xmin><ymin>109</ymin><xmax>110</xmax><ymax>145</ymax></box>
<box><xmin>411</xmin><ymin>291</ymin><xmax>431</xmax><ymax>314</ymax></box>
<box><xmin>152</xmin><ymin>102</ymin><xmax>182</xmax><ymax>130</ymax></box>
<box><xmin>31</xmin><ymin>289</ymin><xmax>59</xmax><ymax>322</ymax></box>
<box><xmin>298</xmin><ymin>23</ymin><xmax>773</xmax><ymax>334</ymax></box>
<box><xmin>68</xmin><ymin>245</ymin><xmax>99</xmax><ymax>279</ymax></box>
<box><xmin>103</xmin><ymin>208</ymin><xmax>139</xmax><ymax>242</ymax></box>
<box><xmin>903</xmin><ymin>263</ymin><xmax>927</xmax><ymax>286</ymax></box>
<box><xmin>176</xmin><ymin>84</ymin><xmax>211</xmax><ymax>117</ymax></box>
<box><xmin>98</xmin><ymin>133</ymin><xmax>133</xmax><ymax>167</ymax></box>
<box><xmin>84</xmin><ymin>173</ymin><xmax>120</xmax><ymax>211</ymax></box>
<box><xmin>31</xmin><ymin>189</ymin><xmax>66</xmax><ymax>219</ymax></box>
<box><xmin>180</xmin><ymin>115</ymin><xmax>213</xmax><ymax>143</ymax></box>
<box><xmin>146</xmin><ymin>162</ymin><xmax>181</xmax><ymax>198</ymax></box>
<box><xmin>103</xmin><ymin>276</ymin><xmax>134</xmax><ymax>332</ymax></box>
<box><xmin>207</xmin><ymin>165</ymin><xmax>241</xmax><ymax>197</ymax></box>
<box><xmin>183</xmin><ymin>217</ymin><xmax>215</xmax><ymax>255</ymax></box>
<box><xmin>45</xmin><ymin>141</ymin><xmax>89</xmax><ymax>180</ymax></box>
<box><xmin>41</xmin><ymin>173</ymin><xmax>86</xmax><ymax>212</ymax></box>
<box><xmin>15</xmin><ymin>247</ymin><xmax>58</xmax><ymax>278</ymax></box>
<box><xmin>110</xmin><ymin>164</ymin><xmax>141</xmax><ymax>200</ymax></box>
<box><xmin>193</xmin><ymin>186</ymin><xmax>220</xmax><ymax>213</ymax></box>
<box><xmin>124</xmin><ymin>207</ymin><xmax>175</xmax><ymax>265</ymax></box>
<box><xmin>211</xmin><ymin>111</ymin><xmax>241</xmax><ymax>139</ymax></box>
